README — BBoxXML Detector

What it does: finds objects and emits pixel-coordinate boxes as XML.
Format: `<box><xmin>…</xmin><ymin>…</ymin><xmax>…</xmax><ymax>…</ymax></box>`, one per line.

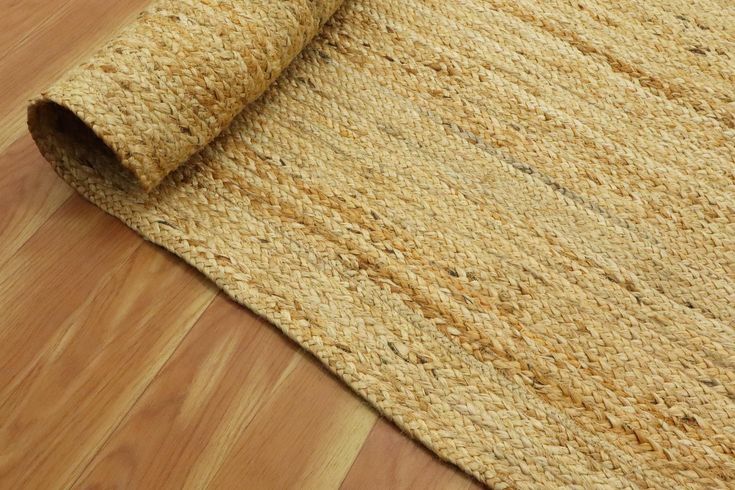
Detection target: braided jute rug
<box><xmin>27</xmin><ymin>0</ymin><xmax>735</xmax><ymax>487</ymax></box>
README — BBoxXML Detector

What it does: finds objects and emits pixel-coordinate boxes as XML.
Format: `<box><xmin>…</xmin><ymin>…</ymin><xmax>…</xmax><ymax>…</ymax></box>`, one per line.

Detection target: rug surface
<box><xmin>28</xmin><ymin>0</ymin><xmax>735</xmax><ymax>487</ymax></box>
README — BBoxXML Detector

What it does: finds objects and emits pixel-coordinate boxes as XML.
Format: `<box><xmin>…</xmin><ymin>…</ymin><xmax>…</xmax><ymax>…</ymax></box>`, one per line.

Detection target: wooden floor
<box><xmin>0</xmin><ymin>1</ymin><xmax>481</xmax><ymax>488</ymax></box>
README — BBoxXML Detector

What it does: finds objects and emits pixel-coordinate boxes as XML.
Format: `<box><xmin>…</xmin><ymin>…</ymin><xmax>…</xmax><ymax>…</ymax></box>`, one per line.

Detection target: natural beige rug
<box><xmin>28</xmin><ymin>0</ymin><xmax>735</xmax><ymax>487</ymax></box>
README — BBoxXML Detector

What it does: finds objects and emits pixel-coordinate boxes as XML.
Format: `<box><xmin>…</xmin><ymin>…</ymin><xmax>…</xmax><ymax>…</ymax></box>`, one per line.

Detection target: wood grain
<box><xmin>0</xmin><ymin>135</ymin><xmax>72</xmax><ymax>267</ymax></box>
<box><xmin>0</xmin><ymin>211</ymin><xmax>216</xmax><ymax>488</ymax></box>
<box><xmin>0</xmin><ymin>0</ymin><xmax>481</xmax><ymax>488</ymax></box>
<box><xmin>341</xmin><ymin>420</ymin><xmax>484</xmax><ymax>490</ymax></box>
<box><xmin>75</xmin><ymin>295</ymin><xmax>300</xmax><ymax>489</ymax></box>
<box><xmin>204</xmin><ymin>349</ymin><xmax>376</xmax><ymax>490</ymax></box>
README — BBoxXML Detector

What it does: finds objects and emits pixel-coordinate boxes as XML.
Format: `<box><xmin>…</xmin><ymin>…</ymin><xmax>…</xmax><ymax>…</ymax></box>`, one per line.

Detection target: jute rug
<box><xmin>28</xmin><ymin>0</ymin><xmax>735</xmax><ymax>487</ymax></box>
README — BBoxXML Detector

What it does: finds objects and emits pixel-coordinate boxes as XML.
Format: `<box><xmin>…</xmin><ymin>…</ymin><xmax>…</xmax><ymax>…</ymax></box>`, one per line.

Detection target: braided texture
<box><xmin>28</xmin><ymin>0</ymin><xmax>735</xmax><ymax>488</ymax></box>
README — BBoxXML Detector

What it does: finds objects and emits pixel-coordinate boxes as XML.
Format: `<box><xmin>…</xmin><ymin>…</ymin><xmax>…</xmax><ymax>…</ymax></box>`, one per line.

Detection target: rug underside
<box><xmin>28</xmin><ymin>0</ymin><xmax>735</xmax><ymax>487</ymax></box>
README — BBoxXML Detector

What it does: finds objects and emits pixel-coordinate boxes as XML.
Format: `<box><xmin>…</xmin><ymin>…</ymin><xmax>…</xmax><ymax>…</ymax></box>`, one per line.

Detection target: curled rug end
<box><xmin>29</xmin><ymin>0</ymin><xmax>345</xmax><ymax>192</ymax></box>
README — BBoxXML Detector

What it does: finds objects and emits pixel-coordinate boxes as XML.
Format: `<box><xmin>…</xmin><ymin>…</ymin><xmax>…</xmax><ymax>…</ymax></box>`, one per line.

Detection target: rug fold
<box><xmin>29</xmin><ymin>0</ymin><xmax>343</xmax><ymax>190</ymax></box>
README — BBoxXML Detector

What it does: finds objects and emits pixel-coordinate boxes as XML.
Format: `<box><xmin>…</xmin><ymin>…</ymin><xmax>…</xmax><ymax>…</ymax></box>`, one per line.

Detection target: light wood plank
<box><xmin>0</xmin><ymin>196</ymin><xmax>142</xmax><ymax>388</ymax></box>
<box><xmin>73</xmin><ymin>295</ymin><xmax>382</xmax><ymax>489</ymax></box>
<box><xmin>341</xmin><ymin>419</ymin><xmax>482</xmax><ymax>490</ymax></box>
<box><xmin>204</xmin><ymin>348</ymin><xmax>378</xmax><ymax>489</ymax></box>
<box><xmin>74</xmin><ymin>295</ymin><xmax>302</xmax><ymax>488</ymax></box>
<box><xmin>0</xmin><ymin>135</ymin><xmax>73</xmax><ymax>267</ymax></box>
<box><xmin>0</xmin><ymin>201</ymin><xmax>216</xmax><ymax>488</ymax></box>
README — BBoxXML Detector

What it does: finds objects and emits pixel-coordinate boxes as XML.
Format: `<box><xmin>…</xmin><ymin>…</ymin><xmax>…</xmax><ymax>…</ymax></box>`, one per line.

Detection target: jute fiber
<box><xmin>28</xmin><ymin>0</ymin><xmax>735</xmax><ymax>487</ymax></box>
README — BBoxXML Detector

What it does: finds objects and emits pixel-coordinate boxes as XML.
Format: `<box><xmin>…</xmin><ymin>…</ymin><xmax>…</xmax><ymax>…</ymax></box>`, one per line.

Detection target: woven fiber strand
<box><xmin>28</xmin><ymin>0</ymin><xmax>735</xmax><ymax>488</ymax></box>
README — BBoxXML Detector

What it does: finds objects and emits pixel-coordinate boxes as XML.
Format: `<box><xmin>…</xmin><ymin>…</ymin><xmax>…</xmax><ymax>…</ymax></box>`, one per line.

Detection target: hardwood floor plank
<box><xmin>73</xmin><ymin>295</ymin><xmax>302</xmax><ymax>489</ymax></box>
<box><xmin>0</xmin><ymin>216</ymin><xmax>216</xmax><ymax>488</ymax></box>
<box><xmin>0</xmin><ymin>135</ymin><xmax>73</xmax><ymax>267</ymax></box>
<box><xmin>340</xmin><ymin>419</ymin><xmax>482</xmax><ymax>490</ymax></box>
<box><xmin>205</xmin><ymin>348</ymin><xmax>378</xmax><ymax>489</ymax></box>
<box><xmin>0</xmin><ymin>195</ymin><xmax>191</xmax><ymax>431</ymax></box>
<box><xmin>0</xmin><ymin>0</ymin><xmax>72</xmax><ymax>55</ymax></box>
<box><xmin>0</xmin><ymin>196</ymin><xmax>141</xmax><ymax>389</ymax></box>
